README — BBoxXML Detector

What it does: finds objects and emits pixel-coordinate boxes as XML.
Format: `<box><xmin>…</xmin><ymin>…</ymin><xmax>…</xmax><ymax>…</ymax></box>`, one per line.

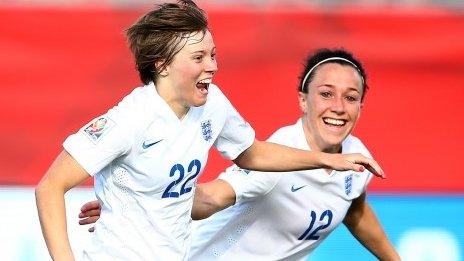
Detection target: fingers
<box><xmin>352</xmin><ymin>164</ymin><xmax>365</xmax><ymax>173</ymax></box>
<box><xmin>79</xmin><ymin>216</ymin><xmax>100</xmax><ymax>225</ymax></box>
<box><xmin>349</xmin><ymin>154</ymin><xmax>385</xmax><ymax>179</ymax></box>
<box><xmin>357</xmin><ymin>156</ymin><xmax>385</xmax><ymax>179</ymax></box>
<box><xmin>79</xmin><ymin>200</ymin><xmax>100</xmax><ymax>232</ymax></box>
<box><xmin>80</xmin><ymin>200</ymin><xmax>100</xmax><ymax>212</ymax></box>
<box><xmin>365</xmin><ymin>158</ymin><xmax>385</xmax><ymax>178</ymax></box>
<box><xmin>78</xmin><ymin>209</ymin><xmax>101</xmax><ymax>219</ymax></box>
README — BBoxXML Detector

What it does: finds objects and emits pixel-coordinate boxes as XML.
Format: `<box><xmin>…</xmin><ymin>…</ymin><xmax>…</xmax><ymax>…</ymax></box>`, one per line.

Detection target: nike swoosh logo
<box><xmin>142</xmin><ymin>139</ymin><xmax>163</xmax><ymax>149</ymax></box>
<box><xmin>291</xmin><ymin>185</ymin><xmax>307</xmax><ymax>192</ymax></box>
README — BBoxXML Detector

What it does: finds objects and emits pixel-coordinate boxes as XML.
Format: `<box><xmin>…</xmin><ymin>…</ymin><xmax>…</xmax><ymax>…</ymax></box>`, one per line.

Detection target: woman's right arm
<box><xmin>78</xmin><ymin>180</ymin><xmax>236</xmax><ymax>224</ymax></box>
<box><xmin>35</xmin><ymin>150</ymin><xmax>91</xmax><ymax>260</ymax></box>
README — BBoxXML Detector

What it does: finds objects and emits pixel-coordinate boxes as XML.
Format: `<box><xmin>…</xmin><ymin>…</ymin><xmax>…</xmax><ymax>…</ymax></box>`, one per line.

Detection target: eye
<box><xmin>211</xmin><ymin>53</ymin><xmax>216</xmax><ymax>60</ymax></box>
<box><xmin>345</xmin><ymin>95</ymin><xmax>359</xmax><ymax>102</ymax></box>
<box><xmin>193</xmin><ymin>56</ymin><xmax>203</xmax><ymax>62</ymax></box>
<box><xmin>320</xmin><ymin>91</ymin><xmax>332</xmax><ymax>99</ymax></box>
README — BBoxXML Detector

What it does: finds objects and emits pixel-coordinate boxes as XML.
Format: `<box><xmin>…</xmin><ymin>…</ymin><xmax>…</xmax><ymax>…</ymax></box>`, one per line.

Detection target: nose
<box><xmin>205</xmin><ymin>57</ymin><xmax>218</xmax><ymax>75</ymax></box>
<box><xmin>330</xmin><ymin>96</ymin><xmax>346</xmax><ymax>115</ymax></box>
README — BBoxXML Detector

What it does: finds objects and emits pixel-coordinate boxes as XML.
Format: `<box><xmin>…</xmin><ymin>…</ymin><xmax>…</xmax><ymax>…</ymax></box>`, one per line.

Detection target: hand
<box><xmin>325</xmin><ymin>153</ymin><xmax>385</xmax><ymax>178</ymax></box>
<box><xmin>78</xmin><ymin>200</ymin><xmax>101</xmax><ymax>232</ymax></box>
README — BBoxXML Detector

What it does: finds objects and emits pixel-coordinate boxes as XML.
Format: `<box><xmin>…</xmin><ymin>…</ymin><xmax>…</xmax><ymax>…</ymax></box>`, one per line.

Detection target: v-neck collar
<box><xmin>147</xmin><ymin>82</ymin><xmax>192</xmax><ymax>125</ymax></box>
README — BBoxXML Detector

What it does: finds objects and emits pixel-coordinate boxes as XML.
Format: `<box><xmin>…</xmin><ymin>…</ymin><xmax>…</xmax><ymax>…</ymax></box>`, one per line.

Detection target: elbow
<box><xmin>192</xmin><ymin>197</ymin><xmax>222</xmax><ymax>221</ymax></box>
<box><xmin>35</xmin><ymin>179</ymin><xmax>51</xmax><ymax>205</ymax></box>
<box><xmin>35</xmin><ymin>179</ymin><xmax>46</xmax><ymax>200</ymax></box>
<box><xmin>233</xmin><ymin>140</ymin><xmax>263</xmax><ymax>170</ymax></box>
<box><xmin>191</xmin><ymin>213</ymin><xmax>206</xmax><ymax>221</ymax></box>
<box><xmin>192</xmin><ymin>186</ymin><xmax>228</xmax><ymax>220</ymax></box>
<box><xmin>35</xmin><ymin>176</ymin><xmax>65</xmax><ymax>204</ymax></box>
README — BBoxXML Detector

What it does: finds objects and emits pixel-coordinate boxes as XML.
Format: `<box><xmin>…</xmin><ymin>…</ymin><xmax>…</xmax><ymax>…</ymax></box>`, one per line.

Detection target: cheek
<box><xmin>173</xmin><ymin>62</ymin><xmax>199</xmax><ymax>78</ymax></box>
<box><xmin>307</xmin><ymin>97</ymin><xmax>327</xmax><ymax>115</ymax></box>
<box><xmin>348</xmin><ymin>105</ymin><xmax>361</xmax><ymax>121</ymax></box>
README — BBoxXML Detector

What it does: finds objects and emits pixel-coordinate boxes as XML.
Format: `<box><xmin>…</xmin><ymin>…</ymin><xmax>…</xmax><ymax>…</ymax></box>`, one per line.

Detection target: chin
<box><xmin>321</xmin><ymin>136</ymin><xmax>345</xmax><ymax>149</ymax></box>
<box><xmin>192</xmin><ymin>98</ymin><xmax>207</xmax><ymax>107</ymax></box>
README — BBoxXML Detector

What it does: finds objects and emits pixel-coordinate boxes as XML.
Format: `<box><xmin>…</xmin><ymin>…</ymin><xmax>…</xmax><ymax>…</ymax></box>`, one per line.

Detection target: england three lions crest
<box><xmin>201</xmin><ymin>120</ymin><xmax>212</xmax><ymax>142</ymax></box>
<box><xmin>344</xmin><ymin>174</ymin><xmax>353</xmax><ymax>196</ymax></box>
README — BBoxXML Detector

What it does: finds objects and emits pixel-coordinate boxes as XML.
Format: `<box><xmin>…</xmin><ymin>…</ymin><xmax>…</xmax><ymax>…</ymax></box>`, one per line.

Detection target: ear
<box><xmin>155</xmin><ymin>60</ymin><xmax>168</xmax><ymax>77</ymax></box>
<box><xmin>357</xmin><ymin>102</ymin><xmax>363</xmax><ymax>120</ymax></box>
<box><xmin>298</xmin><ymin>92</ymin><xmax>307</xmax><ymax>114</ymax></box>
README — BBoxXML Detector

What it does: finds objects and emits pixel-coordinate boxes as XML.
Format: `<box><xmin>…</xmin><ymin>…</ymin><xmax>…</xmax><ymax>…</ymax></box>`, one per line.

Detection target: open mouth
<box><xmin>322</xmin><ymin>117</ymin><xmax>347</xmax><ymax>127</ymax></box>
<box><xmin>196</xmin><ymin>79</ymin><xmax>211</xmax><ymax>94</ymax></box>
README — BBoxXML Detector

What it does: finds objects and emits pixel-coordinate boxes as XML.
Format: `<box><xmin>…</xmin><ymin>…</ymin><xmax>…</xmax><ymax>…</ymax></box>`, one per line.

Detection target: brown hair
<box><xmin>126</xmin><ymin>0</ymin><xmax>208</xmax><ymax>84</ymax></box>
<box><xmin>299</xmin><ymin>48</ymin><xmax>368</xmax><ymax>102</ymax></box>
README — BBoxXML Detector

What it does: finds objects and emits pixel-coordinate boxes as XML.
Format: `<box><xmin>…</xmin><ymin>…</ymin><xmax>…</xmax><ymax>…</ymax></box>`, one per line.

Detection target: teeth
<box><xmin>324</xmin><ymin>118</ymin><xmax>345</xmax><ymax>126</ymax></box>
<box><xmin>198</xmin><ymin>79</ymin><xmax>212</xmax><ymax>84</ymax></box>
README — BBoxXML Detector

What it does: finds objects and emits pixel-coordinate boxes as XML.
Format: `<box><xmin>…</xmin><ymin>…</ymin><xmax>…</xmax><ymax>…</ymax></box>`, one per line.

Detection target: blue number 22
<box><xmin>298</xmin><ymin>210</ymin><xmax>333</xmax><ymax>240</ymax></box>
<box><xmin>162</xmin><ymin>159</ymin><xmax>201</xmax><ymax>198</ymax></box>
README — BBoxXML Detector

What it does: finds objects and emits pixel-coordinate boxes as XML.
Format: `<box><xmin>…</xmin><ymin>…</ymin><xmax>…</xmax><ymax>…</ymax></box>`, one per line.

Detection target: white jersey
<box><xmin>189</xmin><ymin>119</ymin><xmax>372</xmax><ymax>261</ymax></box>
<box><xmin>63</xmin><ymin>82</ymin><xmax>255</xmax><ymax>260</ymax></box>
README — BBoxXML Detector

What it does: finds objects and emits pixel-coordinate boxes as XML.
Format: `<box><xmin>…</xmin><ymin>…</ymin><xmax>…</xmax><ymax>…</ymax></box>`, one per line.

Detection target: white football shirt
<box><xmin>63</xmin><ymin>82</ymin><xmax>255</xmax><ymax>260</ymax></box>
<box><xmin>189</xmin><ymin>119</ymin><xmax>372</xmax><ymax>261</ymax></box>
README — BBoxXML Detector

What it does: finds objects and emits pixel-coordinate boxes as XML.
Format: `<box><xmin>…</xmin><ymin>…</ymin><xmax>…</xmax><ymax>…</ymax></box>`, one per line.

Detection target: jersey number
<box><xmin>298</xmin><ymin>210</ymin><xmax>333</xmax><ymax>240</ymax></box>
<box><xmin>162</xmin><ymin>159</ymin><xmax>201</xmax><ymax>198</ymax></box>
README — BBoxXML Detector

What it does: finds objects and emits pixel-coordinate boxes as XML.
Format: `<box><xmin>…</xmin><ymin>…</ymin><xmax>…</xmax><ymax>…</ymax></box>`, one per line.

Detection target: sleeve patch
<box><xmin>231</xmin><ymin>165</ymin><xmax>251</xmax><ymax>175</ymax></box>
<box><xmin>83</xmin><ymin>117</ymin><xmax>115</xmax><ymax>143</ymax></box>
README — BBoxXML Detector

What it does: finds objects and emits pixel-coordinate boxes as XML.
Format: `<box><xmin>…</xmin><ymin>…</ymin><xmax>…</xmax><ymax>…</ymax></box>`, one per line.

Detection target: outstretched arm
<box><xmin>36</xmin><ymin>150</ymin><xmax>90</xmax><ymax>260</ymax></box>
<box><xmin>233</xmin><ymin>140</ymin><xmax>385</xmax><ymax>178</ymax></box>
<box><xmin>343</xmin><ymin>192</ymin><xmax>400</xmax><ymax>261</ymax></box>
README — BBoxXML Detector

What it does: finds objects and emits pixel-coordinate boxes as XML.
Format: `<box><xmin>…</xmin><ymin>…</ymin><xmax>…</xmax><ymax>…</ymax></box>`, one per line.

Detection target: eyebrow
<box><xmin>190</xmin><ymin>47</ymin><xmax>216</xmax><ymax>54</ymax></box>
<box><xmin>317</xmin><ymin>84</ymin><xmax>360</xmax><ymax>93</ymax></box>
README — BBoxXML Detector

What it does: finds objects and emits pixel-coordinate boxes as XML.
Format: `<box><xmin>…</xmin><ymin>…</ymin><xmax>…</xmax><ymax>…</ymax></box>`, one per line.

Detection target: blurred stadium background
<box><xmin>1</xmin><ymin>0</ymin><xmax>463</xmax><ymax>260</ymax></box>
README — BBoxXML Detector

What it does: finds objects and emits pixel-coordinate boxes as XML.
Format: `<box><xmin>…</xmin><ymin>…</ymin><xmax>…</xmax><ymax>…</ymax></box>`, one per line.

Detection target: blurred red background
<box><xmin>1</xmin><ymin>3</ymin><xmax>463</xmax><ymax>192</ymax></box>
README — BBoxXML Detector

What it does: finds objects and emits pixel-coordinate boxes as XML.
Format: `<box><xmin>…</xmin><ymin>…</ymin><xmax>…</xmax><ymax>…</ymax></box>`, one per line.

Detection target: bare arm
<box><xmin>35</xmin><ymin>150</ymin><xmax>90</xmax><ymax>260</ymax></box>
<box><xmin>191</xmin><ymin>180</ymin><xmax>236</xmax><ymax>220</ymax></box>
<box><xmin>79</xmin><ymin>179</ymin><xmax>236</xmax><ymax>224</ymax></box>
<box><xmin>343</xmin><ymin>193</ymin><xmax>400</xmax><ymax>261</ymax></box>
<box><xmin>233</xmin><ymin>140</ymin><xmax>384</xmax><ymax>178</ymax></box>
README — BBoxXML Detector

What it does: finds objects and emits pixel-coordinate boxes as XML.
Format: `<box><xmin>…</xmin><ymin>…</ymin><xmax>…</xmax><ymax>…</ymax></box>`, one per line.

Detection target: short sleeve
<box><xmin>213</xmin><ymin>96</ymin><xmax>255</xmax><ymax>160</ymax></box>
<box><xmin>63</xmin><ymin>106</ymin><xmax>135</xmax><ymax>176</ymax></box>
<box><xmin>219</xmin><ymin>165</ymin><xmax>282</xmax><ymax>204</ymax></box>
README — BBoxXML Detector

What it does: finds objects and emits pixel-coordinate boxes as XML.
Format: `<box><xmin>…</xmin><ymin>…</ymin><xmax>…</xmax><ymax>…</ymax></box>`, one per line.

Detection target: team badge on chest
<box><xmin>344</xmin><ymin>173</ymin><xmax>353</xmax><ymax>196</ymax></box>
<box><xmin>201</xmin><ymin>120</ymin><xmax>212</xmax><ymax>142</ymax></box>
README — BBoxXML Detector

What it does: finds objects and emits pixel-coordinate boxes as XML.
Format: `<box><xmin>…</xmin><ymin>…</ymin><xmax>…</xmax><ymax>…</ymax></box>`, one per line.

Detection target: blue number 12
<box><xmin>298</xmin><ymin>210</ymin><xmax>333</xmax><ymax>240</ymax></box>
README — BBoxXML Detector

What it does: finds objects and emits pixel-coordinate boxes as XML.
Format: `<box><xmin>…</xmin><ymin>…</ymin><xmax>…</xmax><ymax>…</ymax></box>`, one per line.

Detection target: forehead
<box><xmin>310</xmin><ymin>63</ymin><xmax>363</xmax><ymax>92</ymax></box>
<box><xmin>184</xmin><ymin>30</ymin><xmax>215</xmax><ymax>49</ymax></box>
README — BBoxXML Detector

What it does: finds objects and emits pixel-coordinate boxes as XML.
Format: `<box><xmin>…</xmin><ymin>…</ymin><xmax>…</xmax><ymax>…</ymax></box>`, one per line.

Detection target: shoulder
<box><xmin>207</xmin><ymin>83</ymin><xmax>223</xmax><ymax>96</ymax></box>
<box><xmin>268</xmin><ymin>125</ymin><xmax>293</xmax><ymax>141</ymax></box>
<box><xmin>266</xmin><ymin>121</ymin><xmax>300</xmax><ymax>146</ymax></box>
<box><xmin>205</xmin><ymin>84</ymin><xmax>230</xmax><ymax>104</ymax></box>
<box><xmin>342</xmin><ymin>135</ymin><xmax>372</xmax><ymax>158</ymax></box>
<box><xmin>114</xmin><ymin>85</ymin><xmax>154</xmax><ymax>112</ymax></box>
<box><xmin>106</xmin><ymin>84</ymin><xmax>159</xmax><ymax>134</ymax></box>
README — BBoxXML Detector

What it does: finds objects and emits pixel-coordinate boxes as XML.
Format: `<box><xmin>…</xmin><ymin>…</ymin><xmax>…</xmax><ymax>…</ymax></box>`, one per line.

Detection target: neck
<box><xmin>301</xmin><ymin>117</ymin><xmax>342</xmax><ymax>154</ymax></box>
<box><xmin>155</xmin><ymin>81</ymin><xmax>189</xmax><ymax>119</ymax></box>
<box><xmin>301</xmin><ymin>119</ymin><xmax>340</xmax><ymax>175</ymax></box>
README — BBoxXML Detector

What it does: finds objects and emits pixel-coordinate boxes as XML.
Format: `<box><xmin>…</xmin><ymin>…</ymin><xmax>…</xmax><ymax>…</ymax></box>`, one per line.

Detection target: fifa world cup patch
<box><xmin>201</xmin><ymin>119</ymin><xmax>213</xmax><ymax>142</ymax></box>
<box><xmin>83</xmin><ymin>117</ymin><xmax>115</xmax><ymax>143</ymax></box>
<box><xmin>231</xmin><ymin>165</ymin><xmax>251</xmax><ymax>175</ymax></box>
